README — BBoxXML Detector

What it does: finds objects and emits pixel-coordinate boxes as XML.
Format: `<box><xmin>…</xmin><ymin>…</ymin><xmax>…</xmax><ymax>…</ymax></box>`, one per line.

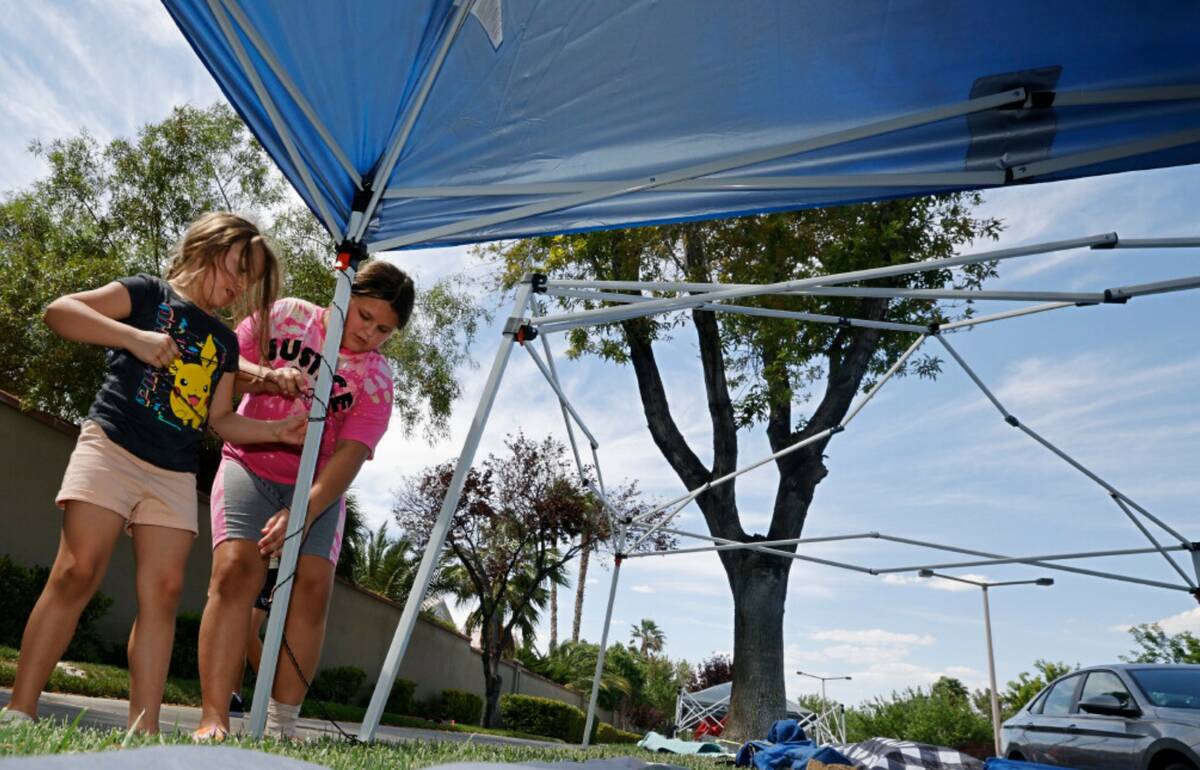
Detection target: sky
<box><xmin>2</xmin><ymin>0</ymin><xmax>1198</xmax><ymax>711</ymax></box>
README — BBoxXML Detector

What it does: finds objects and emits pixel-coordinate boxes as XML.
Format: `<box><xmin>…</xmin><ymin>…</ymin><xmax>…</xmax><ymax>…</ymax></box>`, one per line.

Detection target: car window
<box><xmin>1129</xmin><ymin>669</ymin><xmax>1200</xmax><ymax>710</ymax></box>
<box><xmin>1078</xmin><ymin>671</ymin><xmax>1133</xmax><ymax>710</ymax></box>
<box><xmin>1042</xmin><ymin>675</ymin><xmax>1082</xmax><ymax>716</ymax></box>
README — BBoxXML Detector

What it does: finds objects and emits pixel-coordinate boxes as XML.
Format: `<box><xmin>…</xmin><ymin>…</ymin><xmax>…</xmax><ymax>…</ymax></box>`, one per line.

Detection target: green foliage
<box><xmin>640</xmin><ymin>655</ymin><xmax>694</xmax><ymax>723</ymax></box>
<box><xmin>0</xmin><ymin>557</ymin><xmax>113</xmax><ymax>663</ymax></box>
<box><xmin>335</xmin><ymin>493</ymin><xmax>367</xmax><ymax>582</ymax></box>
<box><xmin>0</xmin><ymin>645</ymin><xmax>202</xmax><ymax>706</ymax></box>
<box><xmin>499</xmin><ymin>694</ymin><xmax>587</xmax><ymax>742</ymax></box>
<box><xmin>1121</xmin><ymin>623</ymin><xmax>1200</xmax><ymax>664</ymax></box>
<box><xmin>310</xmin><ymin>665</ymin><xmax>367</xmax><ymax>704</ymax></box>
<box><xmin>595</xmin><ymin>721</ymin><xmax>641</xmax><ymax>744</ymax></box>
<box><xmin>169</xmin><ymin>613</ymin><xmax>202</xmax><ymax>679</ymax></box>
<box><xmin>0</xmin><ymin>103</ymin><xmax>484</xmax><ymax>442</ymax></box>
<box><xmin>383</xmin><ymin>677</ymin><xmax>417</xmax><ymax>715</ymax></box>
<box><xmin>1000</xmin><ymin>660</ymin><xmax>1078</xmax><ymax>720</ymax></box>
<box><xmin>437</xmin><ymin>689</ymin><xmax>484</xmax><ymax>725</ymax></box>
<box><xmin>530</xmin><ymin>641</ymin><xmax>633</xmax><ymax>712</ymax></box>
<box><xmin>846</xmin><ymin>677</ymin><xmax>993</xmax><ymax>758</ymax></box>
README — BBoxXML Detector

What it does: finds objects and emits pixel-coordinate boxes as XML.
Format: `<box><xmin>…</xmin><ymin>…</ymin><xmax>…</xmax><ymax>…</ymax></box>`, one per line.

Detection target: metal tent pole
<box><xmin>249</xmin><ymin>262</ymin><xmax>356</xmax><ymax>737</ymax></box>
<box><xmin>982</xmin><ymin>586</ymin><xmax>1002</xmax><ymax>757</ymax></box>
<box><xmin>357</xmin><ymin>278</ymin><xmax>535</xmax><ymax>742</ymax></box>
<box><xmin>582</xmin><ymin>552</ymin><xmax>624</xmax><ymax>746</ymax></box>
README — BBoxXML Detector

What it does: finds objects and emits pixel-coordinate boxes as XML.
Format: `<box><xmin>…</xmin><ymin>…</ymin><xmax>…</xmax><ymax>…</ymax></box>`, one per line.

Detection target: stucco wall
<box><xmin>0</xmin><ymin>393</ymin><xmax>608</xmax><ymax>723</ymax></box>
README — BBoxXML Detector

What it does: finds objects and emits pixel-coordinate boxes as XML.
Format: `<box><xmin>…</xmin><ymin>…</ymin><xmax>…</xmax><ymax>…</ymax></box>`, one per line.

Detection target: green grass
<box><xmin>0</xmin><ymin>646</ymin><xmax>598</xmax><ymax>745</ymax></box>
<box><xmin>0</xmin><ymin>720</ymin><xmax>727</xmax><ymax>770</ymax></box>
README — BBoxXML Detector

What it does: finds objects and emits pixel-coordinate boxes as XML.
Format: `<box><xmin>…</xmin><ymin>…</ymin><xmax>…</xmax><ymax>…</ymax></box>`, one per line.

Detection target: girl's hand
<box><xmin>128</xmin><ymin>330</ymin><xmax>181</xmax><ymax>369</ymax></box>
<box><xmin>259</xmin><ymin>508</ymin><xmax>290</xmax><ymax>557</ymax></box>
<box><xmin>263</xmin><ymin>367</ymin><xmax>306</xmax><ymax>397</ymax></box>
<box><xmin>272</xmin><ymin>413</ymin><xmax>308</xmax><ymax>445</ymax></box>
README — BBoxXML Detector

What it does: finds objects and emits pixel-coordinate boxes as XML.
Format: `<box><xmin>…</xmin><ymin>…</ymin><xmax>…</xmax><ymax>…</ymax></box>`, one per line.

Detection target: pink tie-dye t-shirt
<box><xmin>222</xmin><ymin>298</ymin><xmax>393</xmax><ymax>484</ymax></box>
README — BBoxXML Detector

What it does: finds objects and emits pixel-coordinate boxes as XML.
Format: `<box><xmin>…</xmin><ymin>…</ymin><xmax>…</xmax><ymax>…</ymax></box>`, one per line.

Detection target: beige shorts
<box><xmin>56</xmin><ymin>421</ymin><xmax>199</xmax><ymax>535</ymax></box>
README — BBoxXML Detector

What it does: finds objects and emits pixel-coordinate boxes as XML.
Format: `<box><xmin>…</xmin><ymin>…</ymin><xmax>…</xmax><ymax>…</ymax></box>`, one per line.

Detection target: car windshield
<box><xmin>1130</xmin><ymin>669</ymin><xmax>1200</xmax><ymax>709</ymax></box>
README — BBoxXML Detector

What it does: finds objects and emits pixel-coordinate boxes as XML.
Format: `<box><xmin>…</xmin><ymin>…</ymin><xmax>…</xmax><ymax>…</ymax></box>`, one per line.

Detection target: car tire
<box><xmin>1008</xmin><ymin>752</ymin><xmax>1026</xmax><ymax>762</ymax></box>
<box><xmin>1163</xmin><ymin>762</ymin><xmax>1196</xmax><ymax>770</ymax></box>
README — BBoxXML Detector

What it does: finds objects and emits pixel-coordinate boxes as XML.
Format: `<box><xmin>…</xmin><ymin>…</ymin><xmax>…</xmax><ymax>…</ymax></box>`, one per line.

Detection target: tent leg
<box><xmin>357</xmin><ymin>279</ymin><xmax>535</xmax><ymax>742</ymax></box>
<box><xmin>249</xmin><ymin>261</ymin><xmax>356</xmax><ymax>738</ymax></box>
<box><xmin>582</xmin><ymin>554</ymin><xmax>623</xmax><ymax>746</ymax></box>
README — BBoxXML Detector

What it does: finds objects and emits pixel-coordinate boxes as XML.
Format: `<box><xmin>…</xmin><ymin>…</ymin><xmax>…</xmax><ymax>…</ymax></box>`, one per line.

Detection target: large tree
<box><xmin>490</xmin><ymin>197</ymin><xmax>1001</xmax><ymax>738</ymax></box>
<box><xmin>0</xmin><ymin>103</ymin><xmax>483</xmax><ymax>446</ymax></box>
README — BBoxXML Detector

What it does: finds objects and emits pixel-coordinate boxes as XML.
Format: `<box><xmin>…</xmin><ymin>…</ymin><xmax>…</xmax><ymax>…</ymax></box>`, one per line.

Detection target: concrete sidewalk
<box><xmin>1</xmin><ymin>688</ymin><xmax>565</xmax><ymax>748</ymax></box>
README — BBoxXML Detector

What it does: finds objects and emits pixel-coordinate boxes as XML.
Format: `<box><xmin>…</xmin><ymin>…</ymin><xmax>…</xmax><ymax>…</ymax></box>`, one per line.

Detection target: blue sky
<box><xmin>3</xmin><ymin>1</ymin><xmax>1198</xmax><ymax>709</ymax></box>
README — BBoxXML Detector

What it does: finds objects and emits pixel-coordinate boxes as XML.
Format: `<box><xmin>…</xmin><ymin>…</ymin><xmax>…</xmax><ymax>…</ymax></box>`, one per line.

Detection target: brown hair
<box><xmin>166</xmin><ymin>212</ymin><xmax>280</xmax><ymax>359</ymax></box>
<box><xmin>352</xmin><ymin>260</ymin><xmax>416</xmax><ymax>331</ymax></box>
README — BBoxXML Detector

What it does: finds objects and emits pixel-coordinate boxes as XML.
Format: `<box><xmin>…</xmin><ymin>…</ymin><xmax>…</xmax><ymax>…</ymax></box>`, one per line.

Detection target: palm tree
<box><xmin>335</xmin><ymin>492</ymin><xmax>367</xmax><ymax>582</ymax></box>
<box><xmin>445</xmin><ymin>552</ymin><xmax>570</xmax><ymax>658</ymax></box>
<box><xmin>543</xmin><ymin>640</ymin><xmax>634</xmax><ymax>699</ymax></box>
<box><xmin>631</xmin><ymin>618</ymin><xmax>665</xmax><ymax>656</ymax></box>
<box><xmin>350</xmin><ymin>522</ymin><xmax>455</xmax><ymax>603</ymax></box>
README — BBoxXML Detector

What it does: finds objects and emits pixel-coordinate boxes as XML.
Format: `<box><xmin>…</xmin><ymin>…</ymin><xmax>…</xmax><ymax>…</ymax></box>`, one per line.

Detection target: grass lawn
<box><xmin>0</xmin><ymin>720</ymin><xmax>724</xmax><ymax>770</ymax></box>
<box><xmin>0</xmin><ymin>646</ymin><xmax>589</xmax><ymax>744</ymax></box>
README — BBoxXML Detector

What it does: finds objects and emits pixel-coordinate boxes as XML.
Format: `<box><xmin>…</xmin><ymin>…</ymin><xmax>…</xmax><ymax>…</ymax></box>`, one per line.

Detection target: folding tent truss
<box><xmin>673</xmin><ymin>683</ymin><xmax>843</xmax><ymax>746</ymax></box>
<box><xmin>359</xmin><ymin>233</ymin><xmax>1200</xmax><ymax>744</ymax></box>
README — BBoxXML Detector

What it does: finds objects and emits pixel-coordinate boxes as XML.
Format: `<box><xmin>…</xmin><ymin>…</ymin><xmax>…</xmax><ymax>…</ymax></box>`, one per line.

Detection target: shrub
<box><xmin>438</xmin><ymin>689</ymin><xmax>483</xmax><ymax>725</ymax></box>
<box><xmin>383</xmin><ymin>677</ymin><xmax>417</xmax><ymax>714</ymax></box>
<box><xmin>499</xmin><ymin>693</ymin><xmax>586</xmax><ymax>742</ymax></box>
<box><xmin>169</xmin><ymin>613</ymin><xmax>202</xmax><ymax>679</ymax></box>
<box><xmin>310</xmin><ymin>665</ymin><xmax>367</xmax><ymax>704</ymax></box>
<box><xmin>847</xmin><ymin>681</ymin><xmax>993</xmax><ymax>757</ymax></box>
<box><xmin>0</xmin><ymin>556</ymin><xmax>112</xmax><ymax>663</ymax></box>
<box><xmin>595</xmin><ymin>721</ymin><xmax>640</xmax><ymax>744</ymax></box>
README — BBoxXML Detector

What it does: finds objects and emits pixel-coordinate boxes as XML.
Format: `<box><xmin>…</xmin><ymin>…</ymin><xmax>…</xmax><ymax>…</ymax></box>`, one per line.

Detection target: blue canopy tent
<box><xmin>161</xmin><ymin>0</ymin><xmax>1200</xmax><ymax>743</ymax></box>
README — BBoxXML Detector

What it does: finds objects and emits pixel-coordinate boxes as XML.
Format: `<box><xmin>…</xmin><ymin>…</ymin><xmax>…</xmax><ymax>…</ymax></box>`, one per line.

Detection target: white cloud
<box><xmin>631</xmin><ymin>585</ymin><xmax>655</xmax><ymax>594</ymax></box>
<box><xmin>808</xmin><ymin>629</ymin><xmax>936</xmax><ymax>647</ymax></box>
<box><xmin>882</xmin><ymin>574</ymin><xmax>990</xmax><ymax>592</ymax></box>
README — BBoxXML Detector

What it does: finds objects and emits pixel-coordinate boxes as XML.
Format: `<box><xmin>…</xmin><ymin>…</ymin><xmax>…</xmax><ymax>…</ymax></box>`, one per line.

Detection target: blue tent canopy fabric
<box><xmin>163</xmin><ymin>0</ymin><xmax>1200</xmax><ymax>252</ymax></box>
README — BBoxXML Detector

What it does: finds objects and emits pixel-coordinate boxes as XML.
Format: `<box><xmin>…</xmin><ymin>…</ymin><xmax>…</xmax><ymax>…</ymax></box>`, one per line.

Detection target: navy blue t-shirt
<box><xmin>86</xmin><ymin>274</ymin><xmax>239</xmax><ymax>473</ymax></box>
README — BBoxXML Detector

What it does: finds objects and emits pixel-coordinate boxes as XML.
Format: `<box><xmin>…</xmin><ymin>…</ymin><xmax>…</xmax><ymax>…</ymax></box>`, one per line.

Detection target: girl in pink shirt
<box><xmin>194</xmin><ymin>260</ymin><xmax>415</xmax><ymax>740</ymax></box>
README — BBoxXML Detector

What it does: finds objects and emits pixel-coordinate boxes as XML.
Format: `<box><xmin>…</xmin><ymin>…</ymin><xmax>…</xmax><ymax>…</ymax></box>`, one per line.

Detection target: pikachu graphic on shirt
<box><xmin>168</xmin><ymin>334</ymin><xmax>218</xmax><ymax>429</ymax></box>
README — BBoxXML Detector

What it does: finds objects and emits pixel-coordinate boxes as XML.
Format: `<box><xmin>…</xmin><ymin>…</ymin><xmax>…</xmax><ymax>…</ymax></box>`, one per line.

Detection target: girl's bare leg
<box><xmin>196</xmin><ymin>540</ymin><xmax>265</xmax><ymax>733</ymax></box>
<box><xmin>9</xmin><ymin>502</ymin><xmax>124</xmax><ymax>716</ymax></box>
<box><xmin>127</xmin><ymin>523</ymin><xmax>193</xmax><ymax>733</ymax></box>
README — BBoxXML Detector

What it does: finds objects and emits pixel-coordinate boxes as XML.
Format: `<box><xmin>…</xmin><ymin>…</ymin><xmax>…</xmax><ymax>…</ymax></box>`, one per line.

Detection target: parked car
<box><xmin>1001</xmin><ymin>664</ymin><xmax>1200</xmax><ymax>770</ymax></box>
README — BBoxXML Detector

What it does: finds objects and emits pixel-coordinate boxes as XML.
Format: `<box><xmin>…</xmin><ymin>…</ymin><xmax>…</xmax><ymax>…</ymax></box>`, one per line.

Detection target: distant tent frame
<box><xmin>179</xmin><ymin>0</ymin><xmax>1200</xmax><ymax>743</ymax></box>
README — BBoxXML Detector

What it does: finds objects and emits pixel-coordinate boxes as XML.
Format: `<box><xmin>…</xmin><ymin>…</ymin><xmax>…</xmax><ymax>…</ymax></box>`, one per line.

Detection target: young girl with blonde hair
<box><xmin>2</xmin><ymin>212</ymin><xmax>306</xmax><ymax>734</ymax></box>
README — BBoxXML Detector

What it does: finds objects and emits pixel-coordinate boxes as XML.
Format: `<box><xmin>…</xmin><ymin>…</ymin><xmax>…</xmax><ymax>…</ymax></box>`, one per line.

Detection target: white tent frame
<box><xmin>200</xmin><ymin>0</ymin><xmax>1200</xmax><ymax>741</ymax></box>
<box><xmin>356</xmin><ymin>234</ymin><xmax>1200</xmax><ymax>745</ymax></box>
<box><xmin>674</xmin><ymin>683</ymin><xmax>844</xmax><ymax>746</ymax></box>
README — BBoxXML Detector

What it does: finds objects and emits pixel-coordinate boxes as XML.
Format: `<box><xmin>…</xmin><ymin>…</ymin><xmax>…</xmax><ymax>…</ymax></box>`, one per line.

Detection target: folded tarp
<box><xmin>639</xmin><ymin>730</ymin><xmax>732</xmax><ymax>756</ymax></box>
<box><xmin>837</xmin><ymin>738</ymin><xmax>984</xmax><ymax>770</ymax></box>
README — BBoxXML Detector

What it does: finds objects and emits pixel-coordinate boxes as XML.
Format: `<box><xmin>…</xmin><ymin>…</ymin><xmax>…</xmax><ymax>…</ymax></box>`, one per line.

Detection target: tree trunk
<box><xmin>481</xmin><ymin>614</ymin><xmax>506</xmax><ymax>727</ymax></box>
<box><xmin>572</xmin><ymin>532</ymin><xmax>591</xmax><ymax>642</ymax></box>
<box><xmin>721</xmin><ymin>549</ymin><xmax>792</xmax><ymax>740</ymax></box>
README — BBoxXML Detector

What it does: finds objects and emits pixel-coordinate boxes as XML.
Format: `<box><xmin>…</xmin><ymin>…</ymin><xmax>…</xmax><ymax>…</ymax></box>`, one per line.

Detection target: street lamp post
<box><xmin>795</xmin><ymin>669</ymin><xmax>852</xmax><ymax>705</ymax></box>
<box><xmin>918</xmin><ymin>570</ymin><xmax>1053</xmax><ymax>757</ymax></box>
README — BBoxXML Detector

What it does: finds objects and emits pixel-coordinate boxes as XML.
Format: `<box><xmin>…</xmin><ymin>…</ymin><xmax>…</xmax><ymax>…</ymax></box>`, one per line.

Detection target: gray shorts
<box><xmin>211</xmin><ymin>458</ymin><xmax>345</xmax><ymax>564</ymax></box>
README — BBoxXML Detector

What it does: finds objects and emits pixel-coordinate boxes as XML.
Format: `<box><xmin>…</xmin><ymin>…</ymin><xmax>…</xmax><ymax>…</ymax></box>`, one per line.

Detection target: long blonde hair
<box><xmin>166</xmin><ymin>212</ymin><xmax>280</xmax><ymax>359</ymax></box>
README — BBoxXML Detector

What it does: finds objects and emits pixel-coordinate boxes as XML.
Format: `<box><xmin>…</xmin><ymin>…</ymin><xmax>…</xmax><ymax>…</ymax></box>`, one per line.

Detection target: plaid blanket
<box><xmin>837</xmin><ymin>738</ymin><xmax>984</xmax><ymax>770</ymax></box>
